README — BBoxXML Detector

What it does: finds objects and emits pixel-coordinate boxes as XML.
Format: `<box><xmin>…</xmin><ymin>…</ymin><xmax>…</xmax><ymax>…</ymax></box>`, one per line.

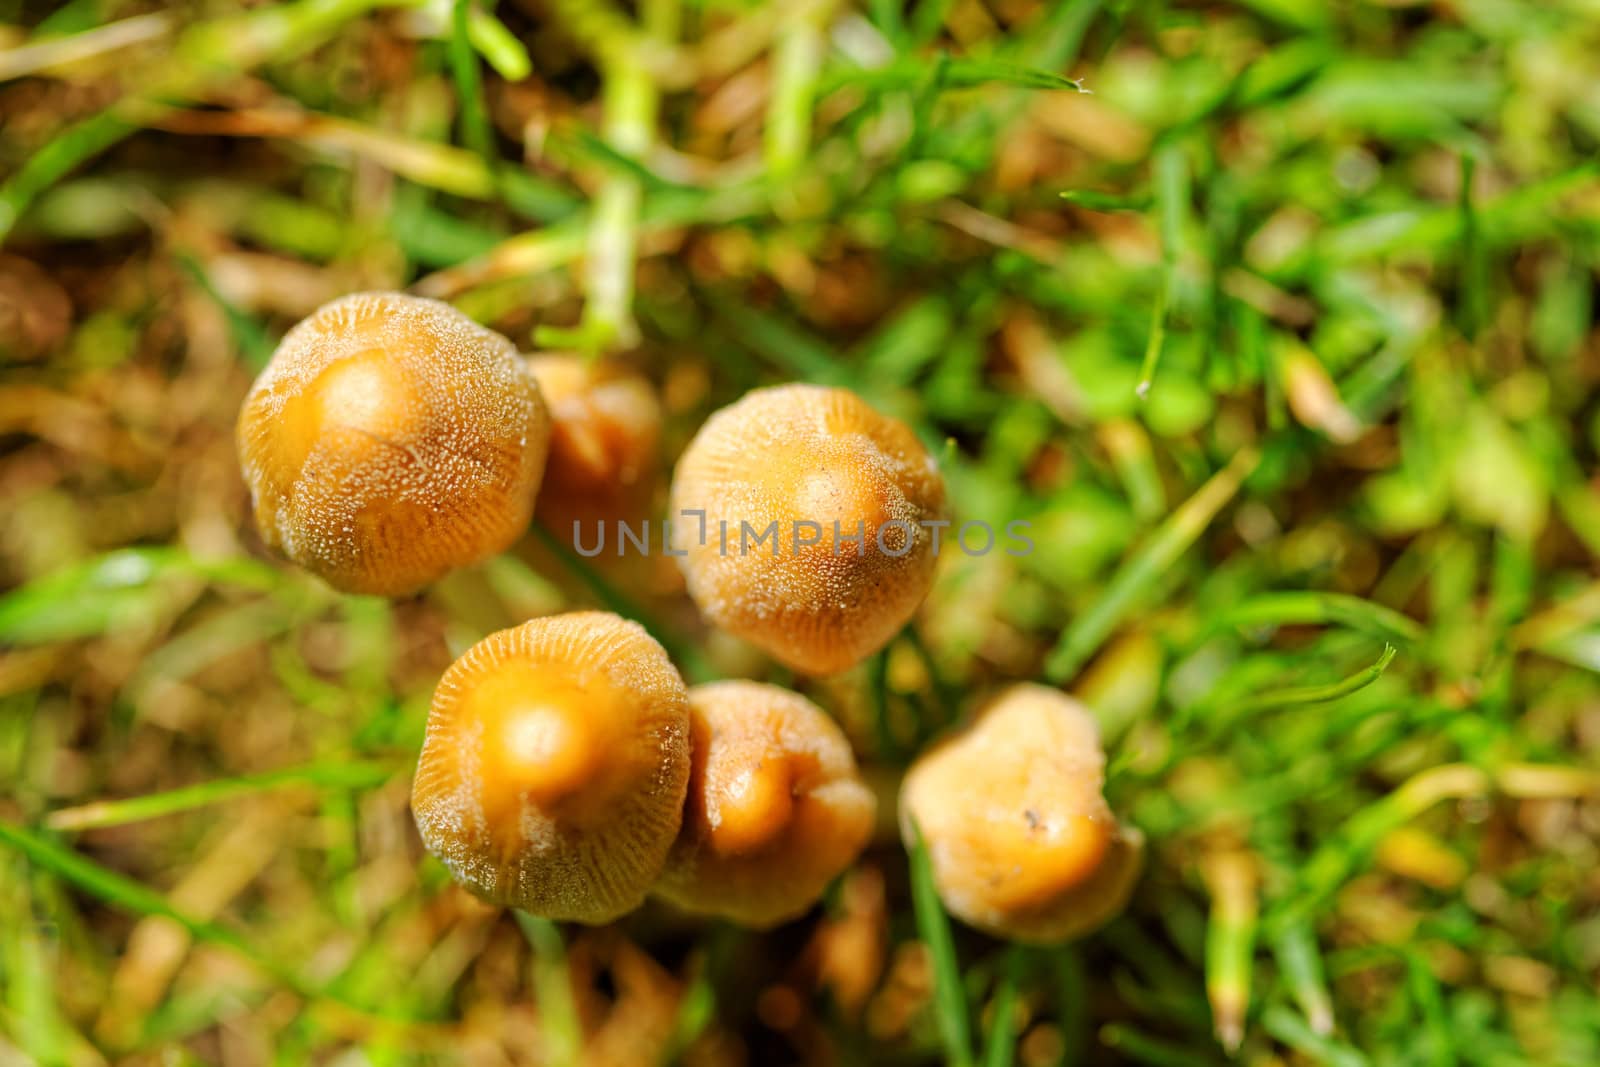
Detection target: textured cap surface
<box><xmin>655</xmin><ymin>680</ymin><xmax>875</xmax><ymax>927</ymax></box>
<box><xmin>669</xmin><ymin>384</ymin><xmax>946</xmax><ymax>675</ymax></box>
<box><xmin>900</xmin><ymin>683</ymin><xmax>1143</xmax><ymax>943</ymax></box>
<box><xmin>411</xmin><ymin>611</ymin><xmax>690</xmax><ymax>923</ymax></box>
<box><xmin>528</xmin><ymin>354</ymin><xmax>661</xmax><ymax>522</ymax></box>
<box><xmin>237</xmin><ymin>292</ymin><xmax>549</xmax><ymax>595</ymax></box>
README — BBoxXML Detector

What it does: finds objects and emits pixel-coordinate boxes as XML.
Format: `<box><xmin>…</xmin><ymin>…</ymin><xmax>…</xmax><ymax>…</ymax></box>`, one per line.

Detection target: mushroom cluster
<box><xmin>238</xmin><ymin>293</ymin><xmax>1141</xmax><ymax>938</ymax></box>
<box><xmin>412</xmin><ymin>619</ymin><xmax>876</xmax><ymax>926</ymax></box>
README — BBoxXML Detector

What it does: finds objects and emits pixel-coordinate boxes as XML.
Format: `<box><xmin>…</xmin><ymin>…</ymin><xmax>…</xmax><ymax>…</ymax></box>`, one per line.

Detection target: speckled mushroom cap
<box><xmin>654</xmin><ymin>680</ymin><xmax>875</xmax><ymax>928</ymax></box>
<box><xmin>527</xmin><ymin>354</ymin><xmax>662</xmax><ymax>529</ymax></box>
<box><xmin>668</xmin><ymin>384</ymin><xmax>947</xmax><ymax>676</ymax></box>
<box><xmin>899</xmin><ymin>683</ymin><xmax>1143</xmax><ymax>943</ymax></box>
<box><xmin>237</xmin><ymin>292</ymin><xmax>550</xmax><ymax>595</ymax></box>
<box><xmin>410</xmin><ymin>611</ymin><xmax>690</xmax><ymax>923</ymax></box>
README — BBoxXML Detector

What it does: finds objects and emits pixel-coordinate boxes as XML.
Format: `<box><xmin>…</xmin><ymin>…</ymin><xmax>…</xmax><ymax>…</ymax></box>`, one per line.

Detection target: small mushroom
<box><xmin>654</xmin><ymin>680</ymin><xmax>875</xmax><ymax>927</ymax></box>
<box><xmin>527</xmin><ymin>354</ymin><xmax>663</xmax><ymax>532</ymax></box>
<box><xmin>899</xmin><ymin>683</ymin><xmax>1143</xmax><ymax>943</ymax></box>
<box><xmin>237</xmin><ymin>291</ymin><xmax>550</xmax><ymax>595</ymax></box>
<box><xmin>411</xmin><ymin>611</ymin><xmax>690</xmax><ymax>923</ymax></box>
<box><xmin>668</xmin><ymin>384</ymin><xmax>947</xmax><ymax>675</ymax></box>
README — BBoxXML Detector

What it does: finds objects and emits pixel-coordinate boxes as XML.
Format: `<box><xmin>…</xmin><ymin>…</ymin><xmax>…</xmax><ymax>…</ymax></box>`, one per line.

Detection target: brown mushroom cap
<box><xmin>899</xmin><ymin>683</ymin><xmax>1143</xmax><ymax>943</ymax></box>
<box><xmin>668</xmin><ymin>384</ymin><xmax>947</xmax><ymax>675</ymax></box>
<box><xmin>411</xmin><ymin>611</ymin><xmax>690</xmax><ymax>923</ymax></box>
<box><xmin>237</xmin><ymin>292</ymin><xmax>550</xmax><ymax>595</ymax></box>
<box><xmin>528</xmin><ymin>355</ymin><xmax>661</xmax><ymax>518</ymax></box>
<box><xmin>653</xmin><ymin>680</ymin><xmax>875</xmax><ymax>927</ymax></box>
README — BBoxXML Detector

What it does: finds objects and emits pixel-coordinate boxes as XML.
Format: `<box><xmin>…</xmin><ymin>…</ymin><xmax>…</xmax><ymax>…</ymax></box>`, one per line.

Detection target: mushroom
<box><xmin>237</xmin><ymin>291</ymin><xmax>550</xmax><ymax>595</ymax></box>
<box><xmin>526</xmin><ymin>354</ymin><xmax>662</xmax><ymax>532</ymax></box>
<box><xmin>410</xmin><ymin>611</ymin><xmax>690</xmax><ymax>923</ymax></box>
<box><xmin>668</xmin><ymin>384</ymin><xmax>947</xmax><ymax>675</ymax></box>
<box><xmin>899</xmin><ymin>683</ymin><xmax>1143</xmax><ymax>943</ymax></box>
<box><xmin>654</xmin><ymin>680</ymin><xmax>875</xmax><ymax>927</ymax></box>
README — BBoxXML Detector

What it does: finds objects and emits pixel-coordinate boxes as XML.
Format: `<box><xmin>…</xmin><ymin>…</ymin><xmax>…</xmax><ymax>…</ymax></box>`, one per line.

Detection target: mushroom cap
<box><xmin>237</xmin><ymin>292</ymin><xmax>550</xmax><ymax>595</ymax></box>
<box><xmin>668</xmin><ymin>384</ymin><xmax>946</xmax><ymax>675</ymax></box>
<box><xmin>899</xmin><ymin>683</ymin><xmax>1143</xmax><ymax>943</ymax></box>
<box><xmin>654</xmin><ymin>680</ymin><xmax>875</xmax><ymax>927</ymax></box>
<box><xmin>411</xmin><ymin>611</ymin><xmax>691</xmax><ymax>923</ymax></box>
<box><xmin>527</xmin><ymin>354</ymin><xmax>662</xmax><ymax>529</ymax></box>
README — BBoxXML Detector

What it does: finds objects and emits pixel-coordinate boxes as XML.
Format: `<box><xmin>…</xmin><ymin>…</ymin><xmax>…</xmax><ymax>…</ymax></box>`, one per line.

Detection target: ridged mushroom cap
<box><xmin>668</xmin><ymin>384</ymin><xmax>946</xmax><ymax>675</ymax></box>
<box><xmin>899</xmin><ymin>683</ymin><xmax>1143</xmax><ymax>943</ymax></box>
<box><xmin>654</xmin><ymin>680</ymin><xmax>875</xmax><ymax>927</ymax></box>
<box><xmin>527</xmin><ymin>354</ymin><xmax>662</xmax><ymax>530</ymax></box>
<box><xmin>411</xmin><ymin>611</ymin><xmax>691</xmax><ymax>923</ymax></box>
<box><xmin>237</xmin><ymin>292</ymin><xmax>550</xmax><ymax>595</ymax></box>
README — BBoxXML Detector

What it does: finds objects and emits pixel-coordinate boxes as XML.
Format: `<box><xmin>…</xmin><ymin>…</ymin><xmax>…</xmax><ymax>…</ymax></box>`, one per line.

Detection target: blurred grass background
<box><xmin>3</xmin><ymin>0</ymin><xmax>1600</xmax><ymax>1064</ymax></box>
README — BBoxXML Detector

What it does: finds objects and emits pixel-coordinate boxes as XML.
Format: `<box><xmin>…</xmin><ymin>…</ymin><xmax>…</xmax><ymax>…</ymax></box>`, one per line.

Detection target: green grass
<box><xmin>3</xmin><ymin>0</ymin><xmax>1600</xmax><ymax>1063</ymax></box>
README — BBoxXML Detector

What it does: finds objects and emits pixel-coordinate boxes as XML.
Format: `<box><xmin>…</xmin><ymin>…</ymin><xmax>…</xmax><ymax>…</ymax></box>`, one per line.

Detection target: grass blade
<box><xmin>1102</xmin><ymin>1024</ymin><xmax>1225</xmax><ymax>1066</ymax></box>
<box><xmin>449</xmin><ymin>0</ymin><xmax>496</xmax><ymax>162</ymax></box>
<box><xmin>0</xmin><ymin>548</ymin><xmax>289</xmax><ymax>646</ymax></box>
<box><xmin>0</xmin><ymin>821</ymin><xmax>287</xmax><ymax>983</ymax></box>
<box><xmin>0</xmin><ymin>111</ymin><xmax>132</xmax><ymax>242</ymax></box>
<box><xmin>1260</xmin><ymin>1004</ymin><xmax>1369</xmax><ymax>1067</ymax></box>
<box><xmin>1139</xmin><ymin>142</ymin><xmax>1188</xmax><ymax>399</ymax></box>
<box><xmin>1214</xmin><ymin>593</ymin><xmax>1424</xmax><ymax>647</ymax></box>
<box><xmin>1456</xmin><ymin>151</ymin><xmax>1488</xmax><ymax>337</ymax></box>
<box><xmin>703</xmin><ymin>296</ymin><xmax>849</xmax><ymax>385</ymax></box>
<box><xmin>1234</xmin><ymin>643</ymin><xmax>1397</xmax><ymax>715</ymax></box>
<box><xmin>1284</xmin><ymin>764</ymin><xmax>1488</xmax><ymax>923</ymax></box>
<box><xmin>1046</xmin><ymin>448</ymin><xmax>1259</xmax><ymax>681</ymax></box>
<box><xmin>1201</xmin><ymin>851</ymin><xmax>1258</xmax><ymax>1053</ymax></box>
<box><xmin>466</xmin><ymin>6</ymin><xmax>532</xmax><ymax>81</ymax></box>
<box><xmin>766</xmin><ymin>3</ymin><xmax>826</xmax><ymax>179</ymax></box>
<box><xmin>906</xmin><ymin>818</ymin><xmax>974</xmax><ymax>1067</ymax></box>
<box><xmin>820</xmin><ymin>57</ymin><xmax>1085</xmax><ymax>95</ymax></box>
<box><xmin>45</xmin><ymin>761</ymin><xmax>396</xmax><ymax>831</ymax></box>
<box><xmin>0</xmin><ymin>821</ymin><xmax>427</xmax><ymax>1023</ymax></box>
<box><xmin>1269</xmin><ymin>918</ymin><xmax>1334</xmax><ymax>1036</ymax></box>
<box><xmin>982</xmin><ymin>947</ymin><xmax>1024</xmax><ymax>1067</ymax></box>
<box><xmin>515</xmin><ymin>912</ymin><xmax>583</xmax><ymax>1063</ymax></box>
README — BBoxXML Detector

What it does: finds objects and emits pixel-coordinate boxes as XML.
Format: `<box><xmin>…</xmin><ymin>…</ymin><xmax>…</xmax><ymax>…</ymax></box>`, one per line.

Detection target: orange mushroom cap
<box><xmin>237</xmin><ymin>292</ymin><xmax>550</xmax><ymax>595</ymax></box>
<box><xmin>899</xmin><ymin>683</ymin><xmax>1143</xmax><ymax>943</ymax></box>
<box><xmin>527</xmin><ymin>354</ymin><xmax>662</xmax><ymax>530</ymax></box>
<box><xmin>654</xmin><ymin>680</ymin><xmax>876</xmax><ymax>928</ymax></box>
<box><xmin>668</xmin><ymin>384</ymin><xmax>946</xmax><ymax>675</ymax></box>
<box><xmin>411</xmin><ymin>611</ymin><xmax>690</xmax><ymax>923</ymax></box>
